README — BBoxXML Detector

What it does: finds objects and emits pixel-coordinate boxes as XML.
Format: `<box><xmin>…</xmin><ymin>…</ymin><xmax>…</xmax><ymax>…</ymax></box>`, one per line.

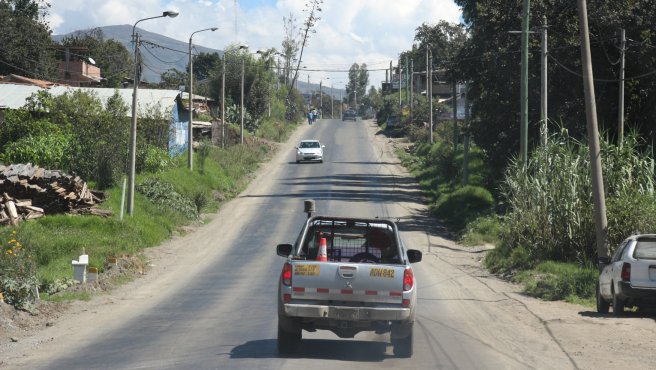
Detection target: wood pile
<box><xmin>0</xmin><ymin>163</ymin><xmax>110</xmax><ymax>225</ymax></box>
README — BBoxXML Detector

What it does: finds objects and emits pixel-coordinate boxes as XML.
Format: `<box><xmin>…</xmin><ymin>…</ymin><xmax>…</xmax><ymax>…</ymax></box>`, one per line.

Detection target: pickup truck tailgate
<box><xmin>290</xmin><ymin>261</ymin><xmax>405</xmax><ymax>304</ymax></box>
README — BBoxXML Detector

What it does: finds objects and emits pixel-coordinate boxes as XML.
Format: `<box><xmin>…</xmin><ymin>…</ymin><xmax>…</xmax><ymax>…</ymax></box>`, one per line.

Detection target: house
<box><xmin>0</xmin><ymin>77</ymin><xmax>215</xmax><ymax>155</ymax></box>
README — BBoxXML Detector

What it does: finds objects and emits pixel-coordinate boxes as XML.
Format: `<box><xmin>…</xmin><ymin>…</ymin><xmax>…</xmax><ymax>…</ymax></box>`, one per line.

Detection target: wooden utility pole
<box><xmin>577</xmin><ymin>0</ymin><xmax>608</xmax><ymax>259</ymax></box>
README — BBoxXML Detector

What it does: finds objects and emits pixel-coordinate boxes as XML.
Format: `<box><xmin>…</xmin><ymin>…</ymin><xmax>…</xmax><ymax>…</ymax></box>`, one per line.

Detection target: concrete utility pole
<box><xmin>577</xmin><ymin>0</ymin><xmax>608</xmax><ymax>260</ymax></box>
<box><xmin>127</xmin><ymin>11</ymin><xmax>178</xmax><ymax>217</ymax></box>
<box><xmin>240</xmin><ymin>56</ymin><xmax>245</xmax><ymax>144</ymax></box>
<box><xmin>540</xmin><ymin>16</ymin><xmax>548</xmax><ymax>146</ymax></box>
<box><xmin>452</xmin><ymin>79</ymin><xmax>458</xmax><ymax>151</ymax></box>
<box><xmin>410</xmin><ymin>59</ymin><xmax>414</xmax><ymax>123</ymax></box>
<box><xmin>319</xmin><ymin>80</ymin><xmax>322</xmax><ymax>119</ymax></box>
<box><xmin>428</xmin><ymin>49</ymin><xmax>433</xmax><ymax>144</ymax></box>
<box><xmin>520</xmin><ymin>0</ymin><xmax>530</xmax><ymax>164</ymax></box>
<box><xmin>188</xmin><ymin>27</ymin><xmax>217</xmax><ymax>170</ymax></box>
<box><xmin>221</xmin><ymin>54</ymin><xmax>226</xmax><ymax>148</ymax></box>
<box><xmin>463</xmin><ymin>82</ymin><xmax>470</xmax><ymax>186</ymax></box>
<box><xmin>618</xmin><ymin>28</ymin><xmax>626</xmax><ymax>146</ymax></box>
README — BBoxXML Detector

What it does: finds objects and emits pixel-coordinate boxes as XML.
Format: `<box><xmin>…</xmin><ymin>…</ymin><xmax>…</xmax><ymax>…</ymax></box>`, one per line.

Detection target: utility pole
<box><xmin>428</xmin><ymin>49</ymin><xmax>433</xmax><ymax>144</ymax></box>
<box><xmin>405</xmin><ymin>56</ymin><xmax>410</xmax><ymax>104</ymax></box>
<box><xmin>452</xmin><ymin>79</ymin><xmax>458</xmax><ymax>151</ymax></box>
<box><xmin>520</xmin><ymin>0</ymin><xmax>530</xmax><ymax>164</ymax></box>
<box><xmin>578</xmin><ymin>0</ymin><xmax>608</xmax><ymax>260</ymax></box>
<box><xmin>319</xmin><ymin>80</ymin><xmax>322</xmax><ymax>119</ymax></box>
<box><xmin>398</xmin><ymin>65</ymin><xmax>402</xmax><ymax>109</ymax></box>
<box><xmin>618</xmin><ymin>28</ymin><xmax>626</xmax><ymax>146</ymax></box>
<box><xmin>240</xmin><ymin>56</ymin><xmax>244</xmax><ymax>144</ymax></box>
<box><xmin>410</xmin><ymin>59</ymin><xmax>414</xmax><ymax>123</ymax></box>
<box><xmin>128</xmin><ymin>32</ymin><xmax>140</xmax><ymax>216</ymax></box>
<box><xmin>463</xmin><ymin>82</ymin><xmax>470</xmax><ymax>185</ymax></box>
<box><xmin>221</xmin><ymin>54</ymin><xmax>226</xmax><ymax>148</ymax></box>
<box><xmin>540</xmin><ymin>16</ymin><xmax>548</xmax><ymax>146</ymax></box>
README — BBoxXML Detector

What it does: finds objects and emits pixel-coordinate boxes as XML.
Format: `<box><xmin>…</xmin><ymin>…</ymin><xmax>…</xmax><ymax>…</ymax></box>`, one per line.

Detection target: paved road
<box><xmin>4</xmin><ymin>119</ymin><xmax>589</xmax><ymax>369</ymax></box>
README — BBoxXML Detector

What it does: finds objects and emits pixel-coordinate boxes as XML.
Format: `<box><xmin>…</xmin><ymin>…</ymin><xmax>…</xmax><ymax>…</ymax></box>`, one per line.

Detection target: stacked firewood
<box><xmin>0</xmin><ymin>163</ymin><xmax>110</xmax><ymax>225</ymax></box>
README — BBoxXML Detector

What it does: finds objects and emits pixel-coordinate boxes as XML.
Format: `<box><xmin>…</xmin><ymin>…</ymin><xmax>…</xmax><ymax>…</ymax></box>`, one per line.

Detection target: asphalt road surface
<box><xmin>5</xmin><ymin>119</ymin><xmax>648</xmax><ymax>370</ymax></box>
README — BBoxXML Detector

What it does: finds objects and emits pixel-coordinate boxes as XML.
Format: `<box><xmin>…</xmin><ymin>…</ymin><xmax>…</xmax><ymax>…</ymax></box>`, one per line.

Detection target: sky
<box><xmin>45</xmin><ymin>0</ymin><xmax>462</xmax><ymax>89</ymax></box>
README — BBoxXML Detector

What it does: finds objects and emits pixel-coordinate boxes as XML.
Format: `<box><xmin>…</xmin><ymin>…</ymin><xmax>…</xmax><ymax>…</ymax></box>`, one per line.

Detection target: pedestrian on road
<box><xmin>308</xmin><ymin>110</ymin><xmax>314</xmax><ymax>126</ymax></box>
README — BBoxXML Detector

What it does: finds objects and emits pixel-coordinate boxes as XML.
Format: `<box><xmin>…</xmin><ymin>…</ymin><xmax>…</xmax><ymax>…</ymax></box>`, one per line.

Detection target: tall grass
<box><xmin>500</xmin><ymin>129</ymin><xmax>656</xmax><ymax>265</ymax></box>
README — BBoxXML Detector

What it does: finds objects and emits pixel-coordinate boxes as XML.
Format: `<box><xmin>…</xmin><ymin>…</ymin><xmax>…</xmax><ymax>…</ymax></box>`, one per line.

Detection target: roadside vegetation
<box><xmin>0</xmin><ymin>87</ymin><xmax>300</xmax><ymax>311</ymax></box>
<box><xmin>394</xmin><ymin>121</ymin><xmax>656</xmax><ymax>306</ymax></box>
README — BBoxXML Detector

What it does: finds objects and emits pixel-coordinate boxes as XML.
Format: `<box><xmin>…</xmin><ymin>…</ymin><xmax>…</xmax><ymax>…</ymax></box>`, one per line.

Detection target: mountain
<box><xmin>52</xmin><ymin>25</ymin><xmax>223</xmax><ymax>83</ymax></box>
<box><xmin>52</xmin><ymin>25</ymin><xmax>333</xmax><ymax>95</ymax></box>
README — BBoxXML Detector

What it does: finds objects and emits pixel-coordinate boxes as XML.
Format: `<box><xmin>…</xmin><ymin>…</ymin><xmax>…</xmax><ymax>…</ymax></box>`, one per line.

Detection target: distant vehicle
<box><xmin>342</xmin><ymin>109</ymin><xmax>357</xmax><ymax>121</ymax></box>
<box><xmin>597</xmin><ymin>234</ymin><xmax>656</xmax><ymax>315</ymax></box>
<box><xmin>276</xmin><ymin>214</ymin><xmax>422</xmax><ymax>356</ymax></box>
<box><xmin>295</xmin><ymin>139</ymin><xmax>325</xmax><ymax>163</ymax></box>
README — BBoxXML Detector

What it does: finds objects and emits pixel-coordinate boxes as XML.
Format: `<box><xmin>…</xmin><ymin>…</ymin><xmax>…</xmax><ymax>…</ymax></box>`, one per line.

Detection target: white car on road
<box><xmin>597</xmin><ymin>234</ymin><xmax>656</xmax><ymax>315</ymax></box>
<box><xmin>295</xmin><ymin>140</ymin><xmax>324</xmax><ymax>163</ymax></box>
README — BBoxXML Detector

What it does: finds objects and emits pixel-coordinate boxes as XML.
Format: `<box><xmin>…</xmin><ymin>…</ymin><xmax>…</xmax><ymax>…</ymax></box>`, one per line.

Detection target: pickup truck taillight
<box><xmin>281</xmin><ymin>262</ymin><xmax>293</xmax><ymax>286</ymax></box>
<box><xmin>621</xmin><ymin>262</ymin><xmax>631</xmax><ymax>281</ymax></box>
<box><xmin>403</xmin><ymin>268</ymin><xmax>414</xmax><ymax>291</ymax></box>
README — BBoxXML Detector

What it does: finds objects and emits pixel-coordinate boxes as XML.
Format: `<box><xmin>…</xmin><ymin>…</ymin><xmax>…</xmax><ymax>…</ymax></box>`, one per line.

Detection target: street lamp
<box><xmin>188</xmin><ymin>27</ymin><xmax>218</xmax><ymax>170</ymax></box>
<box><xmin>128</xmin><ymin>10</ymin><xmax>178</xmax><ymax>217</ymax></box>
<box><xmin>239</xmin><ymin>45</ymin><xmax>248</xmax><ymax>145</ymax></box>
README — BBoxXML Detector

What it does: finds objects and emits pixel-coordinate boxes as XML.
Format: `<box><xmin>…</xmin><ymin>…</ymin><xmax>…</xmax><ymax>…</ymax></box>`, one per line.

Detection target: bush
<box><xmin>461</xmin><ymin>215</ymin><xmax>503</xmax><ymax>246</ymax></box>
<box><xmin>138</xmin><ymin>144</ymin><xmax>173</xmax><ymax>173</ymax></box>
<box><xmin>431</xmin><ymin>185</ymin><xmax>494</xmax><ymax>234</ymax></box>
<box><xmin>484</xmin><ymin>243</ymin><xmax>534</xmax><ymax>274</ymax></box>
<box><xmin>0</xmin><ymin>230</ymin><xmax>38</xmax><ymax>311</ymax></box>
<box><xmin>197</xmin><ymin>139</ymin><xmax>212</xmax><ymax>174</ymax></box>
<box><xmin>1</xmin><ymin>132</ymin><xmax>72</xmax><ymax>169</ymax></box>
<box><xmin>516</xmin><ymin>261</ymin><xmax>597</xmax><ymax>302</ymax></box>
<box><xmin>136</xmin><ymin>178</ymin><xmax>197</xmax><ymax>219</ymax></box>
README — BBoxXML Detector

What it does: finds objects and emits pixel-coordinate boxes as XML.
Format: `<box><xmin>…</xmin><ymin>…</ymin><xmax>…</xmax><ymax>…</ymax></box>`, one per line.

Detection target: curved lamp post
<box><xmin>127</xmin><ymin>10</ymin><xmax>178</xmax><ymax>217</ymax></box>
<box><xmin>188</xmin><ymin>27</ymin><xmax>218</xmax><ymax>170</ymax></box>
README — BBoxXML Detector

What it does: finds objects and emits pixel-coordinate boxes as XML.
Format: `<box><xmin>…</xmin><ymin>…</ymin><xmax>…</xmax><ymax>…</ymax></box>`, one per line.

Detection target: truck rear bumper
<box><xmin>284</xmin><ymin>303</ymin><xmax>411</xmax><ymax>321</ymax></box>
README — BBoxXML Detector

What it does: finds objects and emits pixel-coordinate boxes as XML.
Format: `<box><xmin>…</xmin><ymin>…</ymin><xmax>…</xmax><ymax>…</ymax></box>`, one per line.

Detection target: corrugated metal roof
<box><xmin>0</xmin><ymin>84</ymin><xmax>43</xmax><ymax>109</ymax></box>
<box><xmin>0</xmin><ymin>84</ymin><xmax>181</xmax><ymax>117</ymax></box>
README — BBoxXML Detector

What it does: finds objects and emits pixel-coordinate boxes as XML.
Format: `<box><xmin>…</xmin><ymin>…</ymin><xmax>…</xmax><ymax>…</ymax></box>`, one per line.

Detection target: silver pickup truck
<box><xmin>275</xmin><ymin>215</ymin><xmax>422</xmax><ymax>357</ymax></box>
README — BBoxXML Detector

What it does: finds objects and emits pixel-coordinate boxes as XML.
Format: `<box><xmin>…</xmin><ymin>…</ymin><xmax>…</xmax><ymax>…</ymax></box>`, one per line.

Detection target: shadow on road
<box><xmin>241</xmin><ymin>173</ymin><xmax>426</xmax><ymax>205</ymax></box>
<box><xmin>229</xmin><ymin>338</ymin><xmax>391</xmax><ymax>362</ymax></box>
<box><xmin>579</xmin><ymin>310</ymin><xmax>656</xmax><ymax>320</ymax></box>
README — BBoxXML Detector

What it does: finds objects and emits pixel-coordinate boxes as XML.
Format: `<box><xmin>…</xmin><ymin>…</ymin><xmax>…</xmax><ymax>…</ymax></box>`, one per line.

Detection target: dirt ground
<box><xmin>1</xmin><ymin>121</ymin><xmax>656</xmax><ymax>369</ymax></box>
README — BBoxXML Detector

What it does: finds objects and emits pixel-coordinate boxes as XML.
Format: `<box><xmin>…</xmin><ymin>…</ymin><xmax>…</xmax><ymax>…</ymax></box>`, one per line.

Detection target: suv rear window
<box><xmin>634</xmin><ymin>241</ymin><xmax>656</xmax><ymax>259</ymax></box>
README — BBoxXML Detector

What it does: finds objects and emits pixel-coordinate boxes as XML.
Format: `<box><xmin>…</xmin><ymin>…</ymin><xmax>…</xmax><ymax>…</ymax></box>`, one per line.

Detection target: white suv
<box><xmin>597</xmin><ymin>234</ymin><xmax>656</xmax><ymax>315</ymax></box>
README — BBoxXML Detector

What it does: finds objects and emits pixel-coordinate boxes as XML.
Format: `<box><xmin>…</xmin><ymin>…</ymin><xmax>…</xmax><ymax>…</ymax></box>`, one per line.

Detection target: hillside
<box><xmin>52</xmin><ymin>25</ymin><xmax>328</xmax><ymax>95</ymax></box>
<box><xmin>52</xmin><ymin>25</ymin><xmax>223</xmax><ymax>83</ymax></box>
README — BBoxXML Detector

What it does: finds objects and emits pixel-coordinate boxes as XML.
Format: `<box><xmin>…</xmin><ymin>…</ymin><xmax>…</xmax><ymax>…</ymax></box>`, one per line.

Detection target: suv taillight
<box><xmin>281</xmin><ymin>262</ymin><xmax>292</xmax><ymax>286</ymax></box>
<box><xmin>403</xmin><ymin>268</ymin><xmax>414</xmax><ymax>291</ymax></box>
<box><xmin>621</xmin><ymin>262</ymin><xmax>631</xmax><ymax>281</ymax></box>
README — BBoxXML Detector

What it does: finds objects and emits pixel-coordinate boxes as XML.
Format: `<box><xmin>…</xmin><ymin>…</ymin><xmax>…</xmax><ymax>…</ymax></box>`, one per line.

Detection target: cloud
<box><xmin>47</xmin><ymin>0</ymin><xmax>462</xmax><ymax>87</ymax></box>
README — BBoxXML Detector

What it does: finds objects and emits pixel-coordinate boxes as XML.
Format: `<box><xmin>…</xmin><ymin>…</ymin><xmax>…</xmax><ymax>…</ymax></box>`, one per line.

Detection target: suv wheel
<box><xmin>596</xmin><ymin>282</ymin><xmax>609</xmax><ymax>314</ymax></box>
<box><xmin>612</xmin><ymin>285</ymin><xmax>625</xmax><ymax>316</ymax></box>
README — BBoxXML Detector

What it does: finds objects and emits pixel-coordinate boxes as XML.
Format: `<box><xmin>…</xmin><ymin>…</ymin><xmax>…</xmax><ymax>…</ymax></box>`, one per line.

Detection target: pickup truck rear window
<box><xmin>300</xmin><ymin>223</ymin><xmax>401</xmax><ymax>264</ymax></box>
<box><xmin>634</xmin><ymin>241</ymin><xmax>656</xmax><ymax>260</ymax></box>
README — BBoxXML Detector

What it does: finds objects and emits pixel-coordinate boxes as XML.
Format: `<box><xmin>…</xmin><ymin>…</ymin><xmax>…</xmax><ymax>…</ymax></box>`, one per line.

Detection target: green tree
<box><xmin>346</xmin><ymin>63</ymin><xmax>368</xmax><ymax>111</ymax></box>
<box><xmin>454</xmin><ymin>0</ymin><xmax>656</xmax><ymax>178</ymax></box>
<box><xmin>159</xmin><ymin>68</ymin><xmax>187</xmax><ymax>90</ymax></box>
<box><xmin>0</xmin><ymin>0</ymin><xmax>58</xmax><ymax>80</ymax></box>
